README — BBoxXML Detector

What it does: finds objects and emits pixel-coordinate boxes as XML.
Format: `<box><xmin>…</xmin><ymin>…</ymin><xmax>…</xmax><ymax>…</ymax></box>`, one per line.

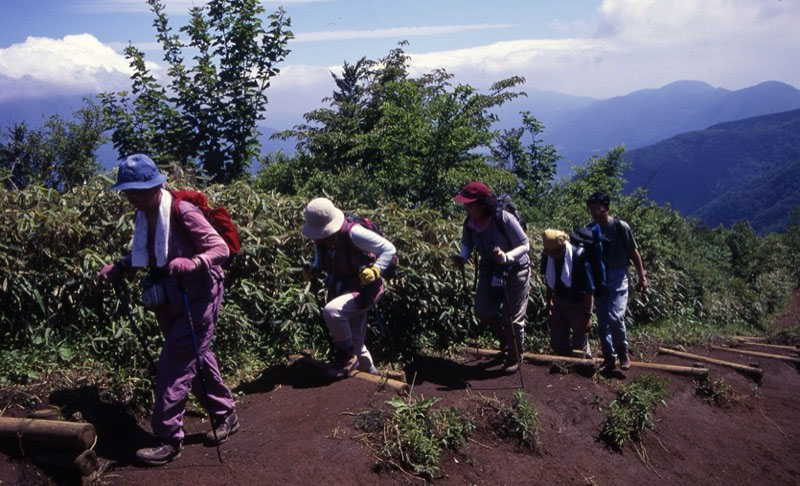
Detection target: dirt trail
<box><xmin>2</xmin><ymin>299</ymin><xmax>800</xmax><ymax>485</ymax></box>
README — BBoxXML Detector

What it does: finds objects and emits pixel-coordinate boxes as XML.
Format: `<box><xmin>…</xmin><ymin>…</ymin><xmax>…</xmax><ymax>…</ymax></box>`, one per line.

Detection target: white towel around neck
<box><xmin>130</xmin><ymin>189</ymin><xmax>172</xmax><ymax>268</ymax></box>
<box><xmin>545</xmin><ymin>243</ymin><xmax>574</xmax><ymax>289</ymax></box>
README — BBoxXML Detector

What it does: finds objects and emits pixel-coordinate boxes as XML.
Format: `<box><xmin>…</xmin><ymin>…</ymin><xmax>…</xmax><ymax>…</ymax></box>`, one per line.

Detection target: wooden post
<box><xmin>658</xmin><ymin>347</ymin><xmax>763</xmax><ymax>380</ymax></box>
<box><xmin>733</xmin><ymin>335</ymin><xmax>766</xmax><ymax>342</ymax></box>
<box><xmin>460</xmin><ymin>347</ymin><xmax>710</xmax><ymax>377</ymax></box>
<box><xmin>25</xmin><ymin>449</ymin><xmax>99</xmax><ymax>477</ymax></box>
<box><xmin>711</xmin><ymin>345</ymin><xmax>800</xmax><ymax>364</ymax></box>
<box><xmin>0</xmin><ymin>417</ymin><xmax>95</xmax><ymax>451</ymax></box>
<box><xmin>733</xmin><ymin>339</ymin><xmax>800</xmax><ymax>354</ymax></box>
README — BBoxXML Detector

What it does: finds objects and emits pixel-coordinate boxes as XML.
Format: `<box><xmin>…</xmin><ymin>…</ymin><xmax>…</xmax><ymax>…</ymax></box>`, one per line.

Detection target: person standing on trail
<box><xmin>96</xmin><ymin>154</ymin><xmax>238</xmax><ymax>466</ymax></box>
<box><xmin>540</xmin><ymin>229</ymin><xmax>595</xmax><ymax>357</ymax></box>
<box><xmin>451</xmin><ymin>181</ymin><xmax>530</xmax><ymax>373</ymax></box>
<box><xmin>586</xmin><ymin>191</ymin><xmax>648</xmax><ymax>371</ymax></box>
<box><xmin>301</xmin><ymin>197</ymin><xmax>397</xmax><ymax>379</ymax></box>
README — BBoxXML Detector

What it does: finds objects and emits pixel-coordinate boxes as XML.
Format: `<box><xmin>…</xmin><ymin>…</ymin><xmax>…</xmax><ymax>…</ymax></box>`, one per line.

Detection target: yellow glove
<box><xmin>359</xmin><ymin>265</ymin><xmax>380</xmax><ymax>286</ymax></box>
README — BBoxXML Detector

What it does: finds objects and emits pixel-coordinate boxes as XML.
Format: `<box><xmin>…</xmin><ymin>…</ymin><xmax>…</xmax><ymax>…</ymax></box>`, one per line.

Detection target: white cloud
<box><xmin>264</xmin><ymin>64</ymin><xmax>337</xmax><ymax>127</ymax></box>
<box><xmin>401</xmin><ymin>0</ymin><xmax>800</xmax><ymax>97</ymax></box>
<box><xmin>262</xmin><ymin>0</ymin><xmax>800</xmax><ymax>126</ymax></box>
<box><xmin>0</xmin><ymin>34</ymin><xmax>143</xmax><ymax>98</ymax></box>
<box><xmin>294</xmin><ymin>24</ymin><xmax>517</xmax><ymax>43</ymax></box>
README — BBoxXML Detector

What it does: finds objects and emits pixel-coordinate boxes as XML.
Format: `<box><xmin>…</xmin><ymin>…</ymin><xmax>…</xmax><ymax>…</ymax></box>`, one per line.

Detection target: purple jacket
<box><xmin>117</xmin><ymin>200</ymin><xmax>229</xmax><ymax>318</ymax></box>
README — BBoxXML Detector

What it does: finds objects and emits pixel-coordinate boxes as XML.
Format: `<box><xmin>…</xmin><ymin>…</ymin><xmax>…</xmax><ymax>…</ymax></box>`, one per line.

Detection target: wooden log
<box><xmin>0</xmin><ymin>417</ymin><xmax>95</xmax><ymax>451</ymax></box>
<box><xmin>26</xmin><ymin>449</ymin><xmax>99</xmax><ymax>477</ymax></box>
<box><xmin>733</xmin><ymin>335</ymin><xmax>766</xmax><ymax>342</ymax></box>
<box><xmin>658</xmin><ymin>347</ymin><xmax>763</xmax><ymax>380</ymax></box>
<box><xmin>295</xmin><ymin>355</ymin><xmax>410</xmax><ymax>393</ymax></box>
<box><xmin>460</xmin><ymin>348</ymin><xmax>709</xmax><ymax>377</ymax></box>
<box><xmin>733</xmin><ymin>340</ymin><xmax>800</xmax><ymax>353</ymax></box>
<box><xmin>622</xmin><ymin>360</ymin><xmax>709</xmax><ymax>377</ymax></box>
<box><xmin>711</xmin><ymin>345</ymin><xmax>800</xmax><ymax>364</ymax></box>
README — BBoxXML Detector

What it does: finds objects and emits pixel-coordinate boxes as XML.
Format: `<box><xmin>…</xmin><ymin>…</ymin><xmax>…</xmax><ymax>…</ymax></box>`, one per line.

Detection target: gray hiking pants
<box><xmin>475</xmin><ymin>265</ymin><xmax>529</xmax><ymax>351</ymax></box>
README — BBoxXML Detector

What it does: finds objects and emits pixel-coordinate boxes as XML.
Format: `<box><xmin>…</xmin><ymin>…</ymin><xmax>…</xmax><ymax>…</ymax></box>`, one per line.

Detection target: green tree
<box><xmin>264</xmin><ymin>45</ymin><xmax>523</xmax><ymax>209</ymax></box>
<box><xmin>0</xmin><ymin>101</ymin><xmax>105</xmax><ymax>190</ymax></box>
<box><xmin>492</xmin><ymin>111</ymin><xmax>560</xmax><ymax>204</ymax></box>
<box><xmin>100</xmin><ymin>0</ymin><xmax>292</xmax><ymax>183</ymax></box>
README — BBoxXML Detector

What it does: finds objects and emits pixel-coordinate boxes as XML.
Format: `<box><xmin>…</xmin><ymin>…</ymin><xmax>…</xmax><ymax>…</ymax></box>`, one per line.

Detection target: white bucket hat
<box><xmin>302</xmin><ymin>197</ymin><xmax>345</xmax><ymax>240</ymax></box>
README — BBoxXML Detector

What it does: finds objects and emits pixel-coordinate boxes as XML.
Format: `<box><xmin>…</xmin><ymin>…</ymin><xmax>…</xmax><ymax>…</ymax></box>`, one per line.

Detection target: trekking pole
<box><xmin>364</xmin><ymin>293</ymin><xmax>386</xmax><ymax>337</ymax></box>
<box><xmin>178</xmin><ymin>280</ymin><xmax>223</xmax><ymax>464</ymax></box>
<box><xmin>501</xmin><ymin>279</ymin><xmax>525</xmax><ymax>389</ymax></box>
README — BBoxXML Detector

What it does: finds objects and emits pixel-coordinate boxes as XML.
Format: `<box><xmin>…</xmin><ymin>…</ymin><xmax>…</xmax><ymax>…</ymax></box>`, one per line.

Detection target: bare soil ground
<box><xmin>2</xmin><ymin>295</ymin><xmax>800</xmax><ymax>485</ymax></box>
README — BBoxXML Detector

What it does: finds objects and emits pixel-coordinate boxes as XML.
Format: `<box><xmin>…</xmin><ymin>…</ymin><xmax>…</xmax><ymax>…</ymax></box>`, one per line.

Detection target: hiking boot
<box><xmin>502</xmin><ymin>348</ymin><xmax>522</xmax><ymax>373</ymax></box>
<box><xmin>502</xmin><ymin>328</ymin><xmax>524</xmax><ymax>373</ymax></box>
<box><xmin>598</xmin><ymin>361</ymin><xmax>616</xmax><ymax>376</ymax></box>
<box><xmin>502</xmin><ymin>356</ymin><xmax>521</xmax><ymax>374</ymax></box>
<box><xmin>206</xmin><ymin>411</ymin><xmax>239</xmax><ymax>445</ymax></box>
<box><xmin>364</xmin><ymin>364</ymin><xmax>379</xmax><ymax>375</ymax></box>
<box><xmin>326</xmin><ymin>346</ymin><xmax>358</xmax><ymax>379</ymax></box>
<box><xmin>136</xmin><ymin>440</ymin><xmax>182</xmax><ymax>466</ymax></box>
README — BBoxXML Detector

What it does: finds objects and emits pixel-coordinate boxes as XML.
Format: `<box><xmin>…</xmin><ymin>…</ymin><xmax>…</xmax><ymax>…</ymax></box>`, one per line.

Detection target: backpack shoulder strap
<box><xmin>169</xmin><ymin>195</ymin><xmax>198</xmax><ymax>252</ymax></box>
<box><xmin>613</xmin><ymin>218</ymin><xmax>629</xmax><ymax>255</ymax></box>
<box><xmin>493</xmin><ymin>210</ymin><xmax>513</xmax><ymax>246</ymax></box>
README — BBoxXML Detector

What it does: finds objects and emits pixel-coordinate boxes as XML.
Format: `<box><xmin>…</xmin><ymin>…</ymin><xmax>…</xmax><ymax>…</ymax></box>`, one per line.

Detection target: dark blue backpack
<box><xmin>570</xmin><ymin>225</ymin><xmax>607</xmax><ymax>297</ymax></box>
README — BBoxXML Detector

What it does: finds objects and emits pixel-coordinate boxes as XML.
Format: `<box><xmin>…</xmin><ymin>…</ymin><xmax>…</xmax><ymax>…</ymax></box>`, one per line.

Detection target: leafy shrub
<box><xmin>353</xmin><ymin>395</ymin><xmax>474</xmax><ymax>479</ymax></box>
<box><xmin>0</xmin><ymin>155</ymin><xmax>794</xmax><ymax>411</ymax></box>
<box><xmin>600</xmin><ymin>374</ymin><xmax>669</xmax><ymax>450</ymax></box>
<box><xmin>693</xmin><ymin>377</ymin><xmax>737</xmax><ymax>407</ymax></box>
<box><xmin>481</xmin><ymin>390</ymin><xmax>541</xmax><ymax>450</ymax></box>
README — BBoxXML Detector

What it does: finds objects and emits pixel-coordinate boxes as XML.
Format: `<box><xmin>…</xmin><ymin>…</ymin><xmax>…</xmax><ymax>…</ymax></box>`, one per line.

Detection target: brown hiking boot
<box><xmin>206</xmin><ymin>411</ymin><xmax>239</xmax><ymax>445</ymax></box>
<box><xmin>136</xmin><ymin>440</ymin><xmax>182</xmax><ymax>466</ymax></box>
<box><xmin>326</xmin><ymin>347</ymin><xmax>358</xmax><ymax>379</ymax></box>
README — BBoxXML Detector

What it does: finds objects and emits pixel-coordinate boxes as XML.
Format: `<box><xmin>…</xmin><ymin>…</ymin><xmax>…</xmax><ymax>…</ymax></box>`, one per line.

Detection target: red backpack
<box><xmin>170</xmin><ymin>190</ymin><xmax>241</xmax><ymax>258</ymax></box>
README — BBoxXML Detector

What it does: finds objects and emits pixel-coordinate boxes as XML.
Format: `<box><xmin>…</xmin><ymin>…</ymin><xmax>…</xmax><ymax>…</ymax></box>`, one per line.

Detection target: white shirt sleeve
<box><xmin>349</xmin><ymin>224</ymin><xmax>397</xmax><ymax>273</ymax></box>
<box><xmin>505</xmin><ymin>242</ymin><xmax>530</xmax><ymax>263</ymax></box>
<box><xmin>502</xmin><ymin>211</ymin><xmax>529</xmax><ymax>264</ymax></box>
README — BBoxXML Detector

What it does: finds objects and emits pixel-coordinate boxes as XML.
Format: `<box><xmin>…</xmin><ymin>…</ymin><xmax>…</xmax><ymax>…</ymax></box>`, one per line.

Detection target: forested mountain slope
<box><xmin>623</xmin><ymin>108</ymin><xmax>800</xmax><ymax>232</ymax></box>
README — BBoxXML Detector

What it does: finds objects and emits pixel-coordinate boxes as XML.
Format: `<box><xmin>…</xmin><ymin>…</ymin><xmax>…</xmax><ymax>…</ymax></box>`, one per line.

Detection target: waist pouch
<box><xmin>140</xmin><ymin>268</ymin><xmax>168</xmax><ymax>309</ymax></box>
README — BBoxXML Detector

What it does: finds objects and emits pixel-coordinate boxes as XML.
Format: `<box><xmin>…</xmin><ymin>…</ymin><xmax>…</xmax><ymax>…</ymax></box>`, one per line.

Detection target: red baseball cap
<box><xmin>453</xmin><ymin>181</ymin><xmax>491</xmax><ymax>203</ymax></box>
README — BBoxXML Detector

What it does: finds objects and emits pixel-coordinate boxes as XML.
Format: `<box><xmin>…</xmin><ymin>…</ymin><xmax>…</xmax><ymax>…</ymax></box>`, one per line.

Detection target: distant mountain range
<box><xmin>623</xmin><ymin>108</ymin><xmax>800</xmax><ymax>233</ymax></box>
<box><xmin>536</xmin><ymin>80</ymin><xmax>800</xmax><ymax>173</ymax></box>
<box><xmin>4</xmin><ymin>80</ymin><xmax>800</xmax><ymax>231</ymax></box>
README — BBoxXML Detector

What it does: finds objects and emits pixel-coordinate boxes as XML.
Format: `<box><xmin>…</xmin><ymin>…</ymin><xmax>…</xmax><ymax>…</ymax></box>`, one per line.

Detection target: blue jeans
<box><xmin>596</xmin><ymin>268</ymin><xmax>629</xmax><ymax>365</ymax></box>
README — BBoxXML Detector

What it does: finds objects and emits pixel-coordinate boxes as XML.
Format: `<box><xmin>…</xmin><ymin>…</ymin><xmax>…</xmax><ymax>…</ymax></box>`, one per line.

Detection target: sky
<box><xmin>1</xmin><ymin>0</ymin><xmax>799</xmax><ymax>128</ymax></box>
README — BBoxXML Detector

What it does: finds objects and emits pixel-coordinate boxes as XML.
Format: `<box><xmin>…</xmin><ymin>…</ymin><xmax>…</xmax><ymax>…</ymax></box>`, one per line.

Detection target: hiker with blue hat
<box><xmin>97</xmin><ymin>154</ymin><xmax>238</xmax><ymax>466</ymax></box>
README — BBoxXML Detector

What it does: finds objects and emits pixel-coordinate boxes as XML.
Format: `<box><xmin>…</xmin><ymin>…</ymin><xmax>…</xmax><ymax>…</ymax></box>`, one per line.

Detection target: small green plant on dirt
<box><xmin>693</xmin><ymin>377</ymin><xmax>737</xmax><ymax>407</ymax></box>
<box><xmin>481</xmin><ymin>390</ymin><xmax>541</xmax><ymax>451</ymax></box>
<box><xmin>353</xmin><ymin>394</ymin><xmax>474</xmax><ymax>480</ymax></box>
<box><xmin>600</xmin><ymin>374</ymin><xmax>669</xmax><ymax>450</ymax></box>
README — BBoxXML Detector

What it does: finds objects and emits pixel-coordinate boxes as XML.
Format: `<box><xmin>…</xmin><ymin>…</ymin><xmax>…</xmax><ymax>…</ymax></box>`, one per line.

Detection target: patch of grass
<box><xmin>479</xmin><ymin>390</ymin><xmax>541</xmax><ymax>451</ymax></box>
<box><xmin>600</xmin><ymin>374</ymin><xmax>669</xmax><ymax>450</ymax></box>
<box><xmin>693</xmin><ymin>377</ymin><xmax>737</xmax><ymax>407</ymax></box>
<box><xmin>630</xmin><ymin>318</ymin><xmax>756</xmax><ymax>347</ymax></box>
<box><xmin>768</xmin><ymin>325</ymin><xmax>800</xmax><ymax>346</ymax></box>
<box><xmin>353</xmin><ymin>394</ymin><xmax>474</xmax><ymax>480</ymax></box>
